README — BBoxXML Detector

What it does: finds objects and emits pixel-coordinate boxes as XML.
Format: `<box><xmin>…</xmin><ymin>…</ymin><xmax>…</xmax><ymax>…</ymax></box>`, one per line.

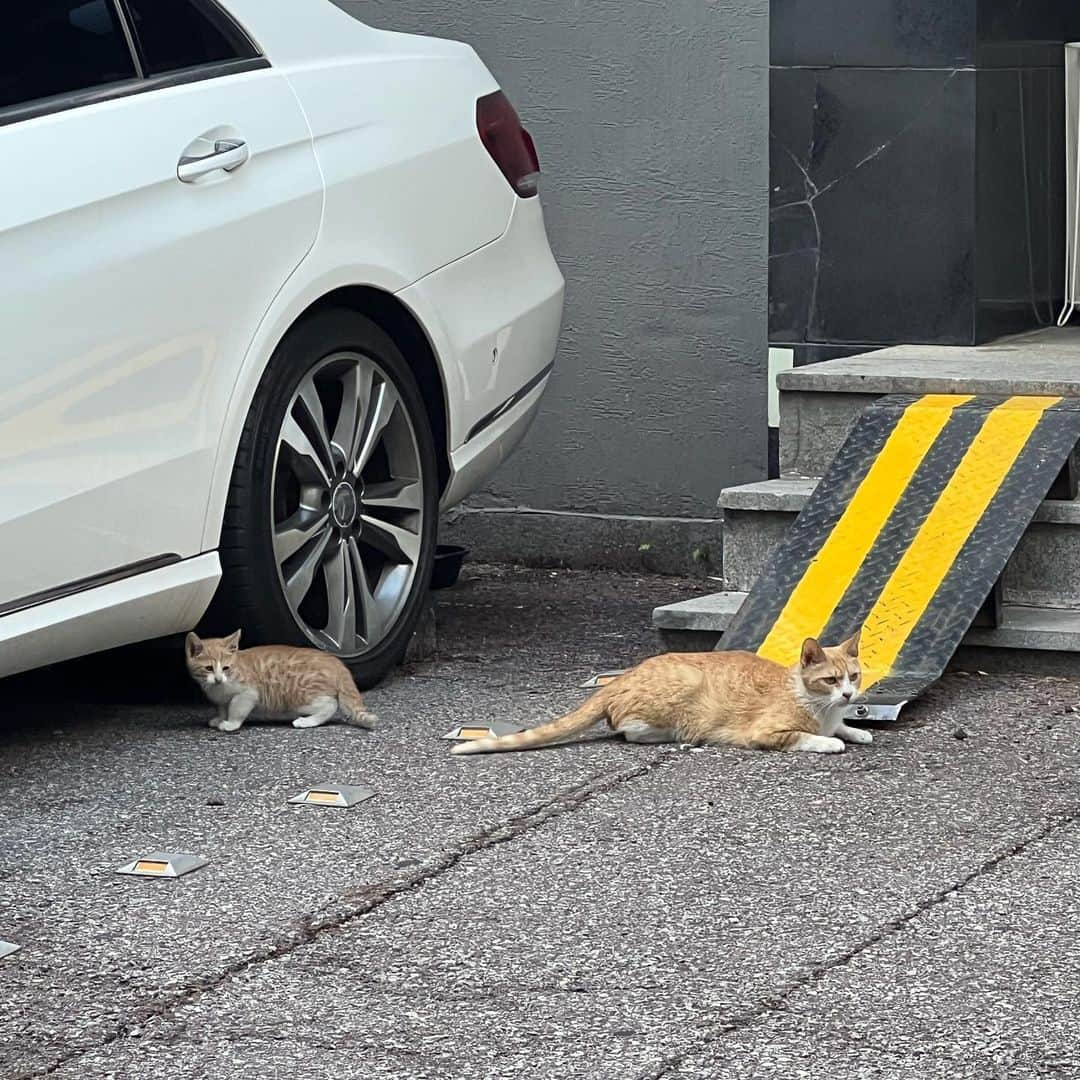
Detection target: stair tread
<box><xmin>777</xmin><ymin>327</ymin><xmax>1080</xmax><ymax>398</ymax></box>
<box><xmin>719</xmin><ymin>477</ymin><xmax>1080</xmax><ymax>524</ymax></box>
<box><xmin>653</xmin><ymin>593</ymin><xmax>1080</xmax><ymax>652</ymax></box>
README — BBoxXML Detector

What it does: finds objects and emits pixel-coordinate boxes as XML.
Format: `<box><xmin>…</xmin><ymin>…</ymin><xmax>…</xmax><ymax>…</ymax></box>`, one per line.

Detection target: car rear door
<box><xmin>0</xmin><ymin>0</ymin><xmax>322</xmax><ymax>610</ymax></box>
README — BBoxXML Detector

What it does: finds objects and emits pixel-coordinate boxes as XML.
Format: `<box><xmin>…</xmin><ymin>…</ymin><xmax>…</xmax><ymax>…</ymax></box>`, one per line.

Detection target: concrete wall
<box><xmin>340</xmin><ymin>0</ymin><xmax>770</xmax><ymax>574</ymax></box>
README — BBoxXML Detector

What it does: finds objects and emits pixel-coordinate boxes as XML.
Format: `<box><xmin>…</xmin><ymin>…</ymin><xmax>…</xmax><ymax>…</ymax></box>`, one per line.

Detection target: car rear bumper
<box><xmin>397</xmin><ymin>196</ymin><xmax>564</xmax><ymax>507</ymax></box>
<box><xmin>441</xmin><ymin>366</ymin><xmax>552</xmax><ymax>507</ymax></box>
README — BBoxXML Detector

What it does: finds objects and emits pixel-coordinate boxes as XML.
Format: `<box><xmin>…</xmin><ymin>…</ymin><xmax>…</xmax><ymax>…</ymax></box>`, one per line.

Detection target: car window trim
<box><xmin>117</xmin><ymin>0</ymin><xmax>263</xmax><ymax>76</ymax></box>
<box><xmin>0</xmin><ymin>56</ymin><xmax>271</xmax><ymax>130</ymax></box>
<box><xmin>113</xmin><ymin>0</ymin><xmax>146</xmax><ymax>80</ymax></box>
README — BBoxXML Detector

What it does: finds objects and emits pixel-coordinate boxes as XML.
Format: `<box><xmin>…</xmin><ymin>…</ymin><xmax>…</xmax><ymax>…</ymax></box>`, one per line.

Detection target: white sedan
<box><xmin>0</xmin><ymin>0</ymin><xmax>563</xmax><ymax>684</ymax></box>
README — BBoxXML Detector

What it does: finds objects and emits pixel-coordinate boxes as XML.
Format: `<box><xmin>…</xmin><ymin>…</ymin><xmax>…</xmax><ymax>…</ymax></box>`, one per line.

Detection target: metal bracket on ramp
<box><xmin>720</xmin><ymin>394</ymin><xmax>1080</xmax><ymax>703</ymax></box>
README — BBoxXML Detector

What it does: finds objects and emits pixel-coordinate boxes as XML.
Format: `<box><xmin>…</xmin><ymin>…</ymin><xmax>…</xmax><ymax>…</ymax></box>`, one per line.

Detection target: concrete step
<box><xmin>778</xmin><ymin>327</ymin><xmax>1080</xmax><ymax>476</ymax></box>
<box><xmin>719</xmin><ymin>477</ymin><xmax>1080</xmax><ymax>611</ymax></box>
<box><xmin>652</xmin><ymin>590</ymin><xmax>1080</xmax><ymax>669</ymax></box>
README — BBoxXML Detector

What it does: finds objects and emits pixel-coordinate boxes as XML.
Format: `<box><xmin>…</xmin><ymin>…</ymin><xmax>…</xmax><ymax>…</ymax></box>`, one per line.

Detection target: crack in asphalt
<box><xmin>22</xmin><ymin>755</ymin><xmax>666</xmax><ymax>1079</ymax></box>
<box><xmin>636</xmin><ymin>806</ymin><xmax>1080</xmax><ymax>1079</ymax></box>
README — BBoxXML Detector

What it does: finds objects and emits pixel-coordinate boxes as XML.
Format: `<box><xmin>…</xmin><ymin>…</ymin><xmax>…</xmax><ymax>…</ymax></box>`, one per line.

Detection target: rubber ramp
<box><xmin>719</xmin><ymin>394</ymin><xmax>1080</xmax><ymax>705</ymax></box>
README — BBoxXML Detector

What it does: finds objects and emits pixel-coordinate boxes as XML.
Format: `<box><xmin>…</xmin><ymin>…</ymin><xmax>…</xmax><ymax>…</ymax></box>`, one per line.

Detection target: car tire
<box><xmin>209</xmin><ymin>307</ymin><xmax>439</xmax><ymax>688</ymax></box>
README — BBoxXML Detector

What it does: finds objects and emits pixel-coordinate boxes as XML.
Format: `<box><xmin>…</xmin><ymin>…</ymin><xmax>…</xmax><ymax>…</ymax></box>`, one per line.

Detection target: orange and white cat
<box><xmin>185</xmin><ymin>631</ymin><xmax>376</xmax><ymax>733</ymax></box>
<box><xmin>452</xmin><ymin>632</ymin><xmax>868</xmax><ymax>755</ymax></box>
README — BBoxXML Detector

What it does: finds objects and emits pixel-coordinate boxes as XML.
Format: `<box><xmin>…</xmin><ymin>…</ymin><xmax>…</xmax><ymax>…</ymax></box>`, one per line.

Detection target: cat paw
<box><xmin>292</xmin><ymin>716</ymin><xmax>328</xmax><ymax>728</ymax></box>
<box><xmin>792</xmin><ymin>734</ymin><xmax>846</xmax><ymax>754</ymax></box>
<box><xmin>218</xmin><ymin>719</ymin><xmax>243</xmax><ymax>733</ymax></box>
<box><xmin>841</xmin><ymin>726</ymin><xmax>873</xmax><ymax>745</ymax></box>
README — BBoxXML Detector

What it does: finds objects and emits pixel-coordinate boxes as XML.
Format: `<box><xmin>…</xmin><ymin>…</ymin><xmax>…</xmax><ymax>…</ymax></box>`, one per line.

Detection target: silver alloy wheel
<box><xmin>270</xmin><ymin>351</ymin><xmax>425</xmax><ymax>656</ymax></box>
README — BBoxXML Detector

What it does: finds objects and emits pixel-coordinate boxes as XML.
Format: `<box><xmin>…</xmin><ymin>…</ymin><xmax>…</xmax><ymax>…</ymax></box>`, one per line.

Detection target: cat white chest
<box><xmin>203</xmin><ymin>683</ymin><xmax>232</xmax><ymax>706</ymax></box>
<box><xmin>819</xmin><ymin>705</ymin><xmax>846</xmax><ymax>737</ymax></box>
<box><xmin>202</xmin><ymin>682</ymin><xmax>256</xmax><ymax>709</ymax></box>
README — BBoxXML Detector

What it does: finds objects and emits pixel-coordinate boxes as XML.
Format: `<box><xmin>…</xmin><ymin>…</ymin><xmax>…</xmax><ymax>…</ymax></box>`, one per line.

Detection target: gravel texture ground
<box><xmin>1</xmin><ymin>564</ymin><xmax>1078</xmax><ymax>1078</ymax></box>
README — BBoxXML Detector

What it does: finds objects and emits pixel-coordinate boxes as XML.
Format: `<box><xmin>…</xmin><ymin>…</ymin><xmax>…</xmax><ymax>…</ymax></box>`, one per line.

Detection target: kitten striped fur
<box><xmin>186</xmin><ymin>631</ymin><xmax>377</xmax><ymax>733</ymax></box>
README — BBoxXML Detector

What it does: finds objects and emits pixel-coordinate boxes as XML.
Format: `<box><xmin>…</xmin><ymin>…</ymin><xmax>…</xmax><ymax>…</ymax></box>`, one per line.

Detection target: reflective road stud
<box><xmin>0</xmin><ymin>941</ymin><xmax>20</xmax><ymax>960</ymax></box>
<box><xmin>442</xmin><ymin>722</ymin><xmax>523</xmax><ymax>741</ymax></box>
<box><xmin>288</xmin><ymin>783</ymin><xmax>375</xmax><ymax>808</ymax></box>
<box><xmin>844</xmin><ymin>700</ymin><xmax>907</xmax><ymax>724</ymax></box>
<box><xmin>579</xmin><ymin>671</ymin><xmax>626</xmax><ymax>689</ymax></box>
<box><xmin>116</xmin><ymin>853</ymin><xmax>208</xmax><ymax>878</ymax></box>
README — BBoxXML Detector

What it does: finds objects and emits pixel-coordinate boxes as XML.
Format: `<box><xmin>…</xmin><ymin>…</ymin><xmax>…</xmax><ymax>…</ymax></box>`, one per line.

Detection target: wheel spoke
<box><xmin>295</xmin><ymin>376</ymin><xmax>336</xmax><ymax>477</ymax></box>
<box><xmin>359</xmin><ymin>514</ymin><xmax>420</xmax><ymax>565</ymax></box>
<box><xmin>283</xmin><ymin>528</ymin><xmax>332</xmax><ymax>609</ymax></box>
<box><xmin>351</xmin><ymin>380</ymin><xmax>400</xmax><ymax>478</ymax></box>
<box><xmin>273</xmin><ymin>351</ymin><xmax>427</xmax><ymax>658</ymax></box>
<box><xmin>332</xmin><ymin>364</ymin><xmax>374</xmax><ymax>470</ymax></box>
<box><xmin>363</xmin><ymin>478</ymin><xmax>423</xmax><ymax>511</ymax></box>
<box><xmin>348</xmin><ymin>538</ymin><xmax>382</xmax><ymax>644</ymax></box>
<box><xmin>274</xmin><ymin>508</ymin><xmax>330</xmax><ymax>565</ymax></box>
<box><xmin>324</xmin><ymin>540</ymin><xmax>357</xmax><ymax>652</ymax></box>
<box><xmin>280</xmin><ymin>412</ymin><xmax>331</xmax><ymax>489</ymax></box>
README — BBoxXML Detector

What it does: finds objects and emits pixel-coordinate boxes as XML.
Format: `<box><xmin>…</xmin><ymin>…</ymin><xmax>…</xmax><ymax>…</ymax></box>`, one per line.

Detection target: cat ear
<box><xmin>224</xmin><ymin>629</ymin><xmax>242</xmax><ymax>652</ymax></box>
<box><xmin>185</xmin><ymin>632</ymin><xmax>203</xmax><ymax>658</ymax></box>
<box><xmin>842</xmin><ymin>628</ymin><xmax>862</xmax><ymax>657</ymax></box>
<box><xmin>800</xmin><ymin>637</ymin><xmax>826</xmax><ymax>667</ymax></box>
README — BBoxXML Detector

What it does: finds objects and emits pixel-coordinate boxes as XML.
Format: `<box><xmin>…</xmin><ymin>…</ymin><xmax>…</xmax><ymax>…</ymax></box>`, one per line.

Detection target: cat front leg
<box><xmin>834</xmin><ymin>723</ymin><xmax>873</xmax><ymax>745</ymax></box>
<box><xmin>208</xmin><ymin>706</ymin><xmax>227</xmax><ymax>730</ymax></box>
<box><xmin>219</xmin><ymin>690</ymin><xmax>258</xmax><ymax>733</ymax></box>
<box><xmin>790</xmin><ymin>733</ymin><xmax>845</xmax><ymax>754</ymax></box>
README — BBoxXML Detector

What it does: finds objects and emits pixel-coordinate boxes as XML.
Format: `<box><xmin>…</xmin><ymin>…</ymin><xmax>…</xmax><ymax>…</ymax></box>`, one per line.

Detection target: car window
<box><xmin>0</xmin><ymin>1</ymin><xmax>137</xmax><ymax>112</ymax></box>
<box><xmin>122</xmin><ymin>0</ymin><xmax>257</xmax><ymax>77</ymax></box>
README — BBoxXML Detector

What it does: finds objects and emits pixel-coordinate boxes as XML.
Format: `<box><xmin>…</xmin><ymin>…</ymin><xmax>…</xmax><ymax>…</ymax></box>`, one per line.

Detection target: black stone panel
<box><xmin>791</xmin><ymin>344</ymin><xmax>881</xmax><ymax>365</ymax></box>
<box><xmin>771</xmin><ymin>0</ymin><xmax>975</xmax><ymax>69</ymax></box>
<box><xmin>771</xmin><ymin>0</ymin><xmax>1080</xmax><ymax>69</ymax></box>
<box><xmin>977</xmin><ymin>0</ymin><xmax>1080</xmax><ymax>67</ymax></box>
<box><xmin>769</xmin><ymin>67</ymin><xmax>977</xmax><ymax>346</ymax></box>
<box><xmin>768</xmin><ymin>201</ymin><xmax>817</xmax><ymax>343</ymax></box>
<box><xmin>976</xmin><ymin>64</ymin><xmax>1066</xmax><ymax>340</ymax></box>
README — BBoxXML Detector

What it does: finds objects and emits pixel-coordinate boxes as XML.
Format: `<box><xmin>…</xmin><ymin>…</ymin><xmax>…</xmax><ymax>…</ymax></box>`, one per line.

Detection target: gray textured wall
<box><xmin>339</xmin><ymin>0</ymin><xmax>769</xmax><ymax>569</ymax></box>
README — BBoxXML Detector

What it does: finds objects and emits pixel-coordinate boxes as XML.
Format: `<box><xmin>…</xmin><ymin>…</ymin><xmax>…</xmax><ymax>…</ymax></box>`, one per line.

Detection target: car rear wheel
<box><xmin>212</xmin><ymin>308</ymin><xmax>438</xmax><ymax>687</ymax></box>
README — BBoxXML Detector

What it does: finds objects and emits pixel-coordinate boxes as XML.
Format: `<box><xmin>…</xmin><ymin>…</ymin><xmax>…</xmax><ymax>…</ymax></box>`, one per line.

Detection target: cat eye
<box><xmin>822</xmin><ymin>675</ymin><xmax>838</xmax><ymax>685</ymax></box>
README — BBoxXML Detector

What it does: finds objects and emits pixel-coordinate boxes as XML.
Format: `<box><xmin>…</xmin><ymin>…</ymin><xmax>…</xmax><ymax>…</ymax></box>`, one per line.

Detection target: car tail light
<box><xmin>476</xmin><ymin>90</ymin><xmax>540</xmax><ymax>198</ymax></box>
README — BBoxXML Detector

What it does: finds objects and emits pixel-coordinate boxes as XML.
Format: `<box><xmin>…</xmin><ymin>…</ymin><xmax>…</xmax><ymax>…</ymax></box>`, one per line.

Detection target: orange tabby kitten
<box><xmin>185</xmin><ymin>631</ymin><xmax>376</xmax><ymax>733</ymax></box>
<box><xmin>452</xmin><ymin>632</ymin><xmax>867</xmax><ymax>755</ymax></box>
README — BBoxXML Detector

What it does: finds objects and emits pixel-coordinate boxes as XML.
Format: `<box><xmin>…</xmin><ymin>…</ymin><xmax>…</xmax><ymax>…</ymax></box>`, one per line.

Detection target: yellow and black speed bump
<box><xmin>720</xmin><ymin>394</ymin><xmax>1080</xmax><ymax>701</ymax></box>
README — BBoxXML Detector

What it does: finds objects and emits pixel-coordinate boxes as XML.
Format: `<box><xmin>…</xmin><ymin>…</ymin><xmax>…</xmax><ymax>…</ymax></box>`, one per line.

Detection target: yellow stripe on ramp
<box><xmin>756</xmin><ymin>395</ymin><xmax>970</xmax><ymax>668</ymax></box>
<box><xmin>860</xmin><ymin>396</ymin><xmax>1059</xmax><ymax>688</ymax></box>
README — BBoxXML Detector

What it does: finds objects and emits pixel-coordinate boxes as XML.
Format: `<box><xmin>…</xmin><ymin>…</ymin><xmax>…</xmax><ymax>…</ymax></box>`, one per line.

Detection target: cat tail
<box><xmin>450</xmin><ymin>691</ymin><xmax>609</xmax><ymax>756</ymax></box>
<box><xmin>337</xmin><ymin>676</ymin><xmax>377</xmax><ymax>730</ymax></box>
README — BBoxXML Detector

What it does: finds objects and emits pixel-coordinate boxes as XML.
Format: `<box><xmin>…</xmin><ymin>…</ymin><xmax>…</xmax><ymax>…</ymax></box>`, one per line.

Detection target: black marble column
<box><xmin>769</xmin><ymin>0</ymin><xmax>1080</xmax><ymax>349</ymax></box>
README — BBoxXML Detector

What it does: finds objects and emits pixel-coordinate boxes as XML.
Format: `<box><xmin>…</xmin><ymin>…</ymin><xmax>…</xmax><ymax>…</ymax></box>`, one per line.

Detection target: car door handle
<box><xmin>177</xmin><ymin>138</ymin><xmax>249</xmax><ymax>183</ymax></box>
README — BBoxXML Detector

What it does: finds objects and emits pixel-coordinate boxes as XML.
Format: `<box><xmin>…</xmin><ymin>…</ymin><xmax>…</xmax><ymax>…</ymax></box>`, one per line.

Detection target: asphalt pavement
<box><xmin>2</xmin><ymin>564</ymin><xmax>1079</xmax><ymax>1079</ymax></box>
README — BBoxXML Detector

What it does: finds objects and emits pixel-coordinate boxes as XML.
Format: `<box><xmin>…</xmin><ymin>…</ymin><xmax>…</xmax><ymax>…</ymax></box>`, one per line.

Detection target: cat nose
<box><xmin>842</xmin><ymin>689</ymin><xmax>853</xmax><ymax>701</ymax></box>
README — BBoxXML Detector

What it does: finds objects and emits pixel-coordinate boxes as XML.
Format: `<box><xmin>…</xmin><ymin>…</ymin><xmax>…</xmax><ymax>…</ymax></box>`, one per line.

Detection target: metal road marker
<box><xmin>579</xmin><ymin>671</ymin><xmax>626</xmax><ymax>689</ymax></box>
<box><xmin>0</xmin><ymin>941</ymin><xmax>21</xmax><ymax>960</ymax></box>
<box><xmin>116</xmin><ymin>853</ymin><xmax>208</xmax><ymax>878</ymax></box>
<box><xmin>845</xmin><ymin>700</ymin><xmax>908</xmax><ymax>724</ymax></box>
<box><xmin>288</xmin><ymin>783</ymin><xmax>375</xmax><ymax>808</ymax></box>
<box><xmin>442</xmin><ymin>722</ymin><xmax>523</xmax><ymax>741</ymax></box>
